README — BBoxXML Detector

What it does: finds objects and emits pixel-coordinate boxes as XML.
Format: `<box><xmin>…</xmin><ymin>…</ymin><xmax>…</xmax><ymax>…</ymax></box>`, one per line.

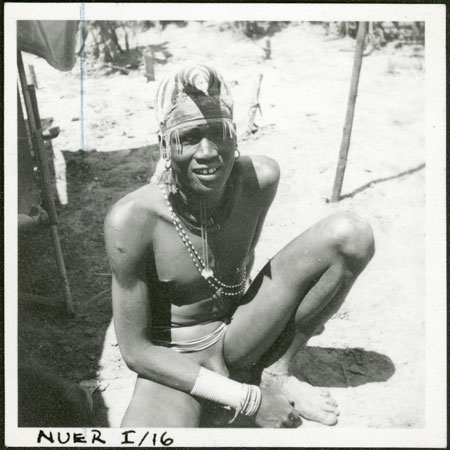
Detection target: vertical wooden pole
<box><xmin>27</xmin><ymin>86</ymin><xmax>58</xmax><ymax>224</ymax></box>
<box><xmin>28</xmin><ymin>64</ymin><xmax>38</xmax><ymax>89</ymax></box>
<box><xmin>264</xmin><ymin>37</ymin><xmax>271</xmax><ymax>60</ymax></box>
<box><xmin>144</xmin><ymin>48</ymin><xmax>155</xmax><ymax>82</ymax></box>
<box><xmin>330</xmin><ymin>22</ymin><xmax>368</xmax><ymax>202</ymax></box>
<box><xmin>245</xmin><ymin>72</ymin><xmax>263</xmax><ymax>136</ymax></box>
<box><xmin>17</xmin><ymin>51</ymin><xmax>74</xmax><ymax>316</ymax></box>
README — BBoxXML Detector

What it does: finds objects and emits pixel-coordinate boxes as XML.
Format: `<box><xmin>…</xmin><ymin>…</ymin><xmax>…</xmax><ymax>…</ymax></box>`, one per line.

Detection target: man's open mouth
<box><xmin>193</xmin><ymin>167</ymin><xmax>221</xmax><ymax>176</ymax></box>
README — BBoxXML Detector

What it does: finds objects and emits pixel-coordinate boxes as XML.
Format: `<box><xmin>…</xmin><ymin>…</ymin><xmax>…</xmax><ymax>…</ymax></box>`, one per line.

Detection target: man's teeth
<box><xmin>196</xmin><ymin>167</ymin><xmax>219</xmax><ymax>175</ymax></box>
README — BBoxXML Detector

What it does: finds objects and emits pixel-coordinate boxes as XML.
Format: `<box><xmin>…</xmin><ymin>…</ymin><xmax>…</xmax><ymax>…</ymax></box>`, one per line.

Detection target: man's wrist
<box><xmin>190</xmin><ymin>367</ymin><xmax>262</xmax><ymax>419</ymax></box>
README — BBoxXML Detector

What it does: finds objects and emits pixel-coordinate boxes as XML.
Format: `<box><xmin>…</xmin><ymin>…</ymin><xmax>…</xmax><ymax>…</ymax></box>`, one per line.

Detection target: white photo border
<box><xmin>4</xmin><ymin>2</ymin><xmax>446</xmax><ymax>447</ymax></box>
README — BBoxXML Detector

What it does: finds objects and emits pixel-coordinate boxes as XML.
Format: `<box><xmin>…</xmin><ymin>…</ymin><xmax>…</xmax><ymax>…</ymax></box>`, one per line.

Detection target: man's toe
<box><xmin>324</xmin><ymin>404</ymin><xmax>339</xmax><ymax>414</ymax></box>
<box><xmin>322</xmin><ymin>412</ymin><xmax>339</xmax><ymax>426</ymax></box>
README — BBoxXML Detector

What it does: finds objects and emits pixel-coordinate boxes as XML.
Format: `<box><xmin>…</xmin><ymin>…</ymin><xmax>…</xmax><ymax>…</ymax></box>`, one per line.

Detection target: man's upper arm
<box><xmin>104</xmin><ymin>201</ymin><xmax>154</xmax><ymax>365</ymax></box>
<box><xmin>104</xmin><ymin>200</ymin><xmax>152</xmax><ymax>285</ymax></box>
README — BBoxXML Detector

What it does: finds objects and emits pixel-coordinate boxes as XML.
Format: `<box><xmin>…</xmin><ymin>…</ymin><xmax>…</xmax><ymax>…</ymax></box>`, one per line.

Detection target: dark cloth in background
<box><xmin>17</xmin><ymin>20</ymin><xmax>79</xmax><ymax>71</ymax></box>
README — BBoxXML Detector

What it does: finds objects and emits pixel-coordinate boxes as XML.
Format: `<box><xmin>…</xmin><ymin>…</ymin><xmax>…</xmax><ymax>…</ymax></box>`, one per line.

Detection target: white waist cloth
<box><xmin>151</xmin><ymin>322</ymin><xmax>227</xmax><ymax>353</ymax></box>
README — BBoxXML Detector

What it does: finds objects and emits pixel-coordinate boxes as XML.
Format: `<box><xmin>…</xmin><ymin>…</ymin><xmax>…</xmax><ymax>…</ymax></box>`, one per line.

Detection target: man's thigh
<box><xmin>223</xmin><ymin>215</ymin><xmax>342</xmax><ymax>369</ymax></box>
<box><xmin>122</xmin><ymin>377</ymin><xmax>202</xmax><ymax>427</ymax></box>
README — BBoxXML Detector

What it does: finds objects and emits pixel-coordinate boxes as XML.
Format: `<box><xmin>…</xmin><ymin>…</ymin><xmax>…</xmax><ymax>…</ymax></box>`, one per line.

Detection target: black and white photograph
<box><xmin>5</xmin><ymin>3</ymin><xmax>446</xmax><ymax>447</ymax></box>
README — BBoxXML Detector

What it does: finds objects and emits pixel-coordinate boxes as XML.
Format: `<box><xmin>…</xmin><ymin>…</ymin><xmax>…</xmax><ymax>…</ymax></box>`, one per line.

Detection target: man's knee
<box><xmin>326</xmin><ymin>211</ymin><xmax>375</xmax><ymax>267</ymax></box>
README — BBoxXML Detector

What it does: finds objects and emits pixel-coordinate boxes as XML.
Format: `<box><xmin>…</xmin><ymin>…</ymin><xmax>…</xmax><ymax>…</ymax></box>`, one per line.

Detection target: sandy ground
<box><xmin>19</xmin><ymin>22</ymin><xmax>425</xmax><ymax>428</ymax></box>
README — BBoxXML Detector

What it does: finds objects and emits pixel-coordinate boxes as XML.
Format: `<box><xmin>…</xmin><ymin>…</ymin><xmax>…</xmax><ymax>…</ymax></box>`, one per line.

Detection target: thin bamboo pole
<box><xmin>330</xmin><ymin>22</ymin><xmax>368</xmax><ymax>202</ymax></box>
<box><xmin>17</xmin><ymin>51</ymin><xmax>74</xmax><ymax>316</ymax></box>
<box><xmin>245</xmin><ymin>72</ymin><xmax>263</xmax><ymax>136</ymax></box>
<box><xmin>28</xmin><ymin>64</ymin><xmax>38</xmax><ymax>89</ymax></box>
<box><xmin>144</xmin><ymin>48</ymin><xmax>155</xmax><ymax>82</ymax></box>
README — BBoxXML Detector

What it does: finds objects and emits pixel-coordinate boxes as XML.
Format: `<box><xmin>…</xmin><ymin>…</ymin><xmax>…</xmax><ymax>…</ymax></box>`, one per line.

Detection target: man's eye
<box><xmin>178</xmin><ymin>131</ymin><xmax>201</xmax><ymax>145</ymax></box>
<box><xmin>180</xmin><ymin>136</ymin><xmax>196</xmax><ymax>145</ymax></box>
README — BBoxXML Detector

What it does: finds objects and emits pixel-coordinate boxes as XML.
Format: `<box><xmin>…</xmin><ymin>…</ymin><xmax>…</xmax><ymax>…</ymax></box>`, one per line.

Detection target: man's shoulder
<box><xmin>236</xmin><ymin>155</ymin><xmax>280</xmax><ymax>202</ymax></box>
<box><xmin>104</xmin><ymin>183</ymin><xmax>162</xmax><ymax>237</ymax></box>
<box><xmin>250</xmin><ymin>155</ymin><xmax>280</xmax><ymax>188</ymax></box>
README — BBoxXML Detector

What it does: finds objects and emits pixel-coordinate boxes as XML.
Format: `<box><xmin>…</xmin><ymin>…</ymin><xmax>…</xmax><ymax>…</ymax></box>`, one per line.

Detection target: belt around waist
<box><xmin>151</xmin><ymin>322</ymin><xmax>227</xmax><ymax>353</ymax></box>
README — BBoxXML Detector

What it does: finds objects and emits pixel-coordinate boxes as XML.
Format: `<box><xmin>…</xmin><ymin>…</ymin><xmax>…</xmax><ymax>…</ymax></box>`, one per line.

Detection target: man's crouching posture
<box><xmin>104</xmin><ymin>65</ymin><xmax>375</xmax><ymax>428</ymax></box>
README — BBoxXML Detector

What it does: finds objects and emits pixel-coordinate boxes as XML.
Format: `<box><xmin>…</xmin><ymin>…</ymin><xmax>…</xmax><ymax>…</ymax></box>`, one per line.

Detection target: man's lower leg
<box><xmin>262</xmin><ymin>259</ymin><xmax>353</xmax><ymax>375</ymax></box>
<box><xmin>258</xmin><ymin>239</ymin><xmax>373</xmax><ymax>426</ymax></box>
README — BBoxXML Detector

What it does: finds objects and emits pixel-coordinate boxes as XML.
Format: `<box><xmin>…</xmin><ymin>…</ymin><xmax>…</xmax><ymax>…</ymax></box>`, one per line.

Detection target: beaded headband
<box><xmin>155</xmin><ymin>64</ymin><xmax>235</xmax><ymax>157</ymax></box>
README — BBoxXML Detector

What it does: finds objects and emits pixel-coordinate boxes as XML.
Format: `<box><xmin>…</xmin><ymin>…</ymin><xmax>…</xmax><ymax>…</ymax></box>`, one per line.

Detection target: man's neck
<box><xmin>176</xmin><ymin>185</ymin><xmax>226</xmax><ymax>214</ymax></box>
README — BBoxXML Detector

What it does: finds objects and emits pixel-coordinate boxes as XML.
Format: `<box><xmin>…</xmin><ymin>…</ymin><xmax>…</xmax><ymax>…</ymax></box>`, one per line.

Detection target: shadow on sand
<box><xmin>18</xmin><ymin>144</ymin><xmax>159</xmax><ymax>427</ymax></box>
<box><xmin>201</xmin><ymin>346</ymin><xmax>395</xmax><ymax>428</ymax></box>
<box><xmin>338</xmin><ymin>163</ymin><xmax>425</xmax><ymax>201</ymax></box>
<box><xmin>290</xmin><ymin>346</ymin><xmax>395</xmax><ymax>388</ymax></box>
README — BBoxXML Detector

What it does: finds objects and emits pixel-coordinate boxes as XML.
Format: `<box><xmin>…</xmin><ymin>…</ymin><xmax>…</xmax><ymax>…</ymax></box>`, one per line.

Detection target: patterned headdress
<box><xmin>155</xmin><ymin>64</ymin><xmax>235</xmax><ymax>156</ymax></box>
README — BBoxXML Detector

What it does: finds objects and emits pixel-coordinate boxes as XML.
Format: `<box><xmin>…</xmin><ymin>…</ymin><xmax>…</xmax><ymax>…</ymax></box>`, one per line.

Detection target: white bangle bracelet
<box><xmin>190</xmin><ymin>367</ymin><xmax>261</xmax><ymax>419</ymax></box>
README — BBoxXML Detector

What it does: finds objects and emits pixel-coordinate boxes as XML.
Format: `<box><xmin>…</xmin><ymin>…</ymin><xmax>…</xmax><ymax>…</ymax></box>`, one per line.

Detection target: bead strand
<box><xmin>167</xmin><ymin>204</ymin><xmax>247</xmax><ymax>289</ymax></box>
<box><xmin>159</xmin><ymin>184</ymin><xmax>247</xmax><ymax>296</ymax></box>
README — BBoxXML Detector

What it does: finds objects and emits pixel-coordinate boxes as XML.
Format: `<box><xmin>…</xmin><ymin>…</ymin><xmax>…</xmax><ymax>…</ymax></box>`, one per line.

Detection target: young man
<box><xmin>104</xmin><ymin>64</ymin><xmax>374</xmax><ymax>428</ymax></box>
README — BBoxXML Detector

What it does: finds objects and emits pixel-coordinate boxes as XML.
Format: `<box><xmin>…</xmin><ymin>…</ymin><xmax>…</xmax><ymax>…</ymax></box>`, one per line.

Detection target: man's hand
<box><xmin>255</xmin><ymin>386</ymin><xmax>302</xmax><ymax>428</ymax></box>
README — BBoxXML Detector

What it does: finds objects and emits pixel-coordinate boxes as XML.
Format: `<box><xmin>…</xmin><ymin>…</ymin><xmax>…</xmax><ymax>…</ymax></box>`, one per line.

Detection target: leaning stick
<box><xmin>18</xmin><ymin>51</ymin><xmax>75</xmax><ymax>316</ymax></box>
<box><xmin>144</xmin><ymin>48</ymin><xmax>155</xmax><ymax>82</ymax></box>
<box><xmin>28</xmin><ymin>64</ymin><xmax>38</xmax><ymax>89</ymax></box>
<box><xmin>245</xmin><ymin>72</ymin><xmax>263</xmax><ymax>136</ymax></box>
<box><xmin>330</xmin><ymin>22</ymin><xmax>368</xmax><ymax>202</ymax></box>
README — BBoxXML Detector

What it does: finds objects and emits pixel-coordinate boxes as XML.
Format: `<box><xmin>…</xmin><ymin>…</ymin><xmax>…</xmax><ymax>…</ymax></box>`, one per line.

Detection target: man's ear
<box><xmin>159</xmin><ymin>134</ymin><xmax>170</xmax><ymax>160</ymax></box>
<box><xmin>158</xmin><ymin>134</ymin><xmax>168</xmax><ymax>154</ymax></box>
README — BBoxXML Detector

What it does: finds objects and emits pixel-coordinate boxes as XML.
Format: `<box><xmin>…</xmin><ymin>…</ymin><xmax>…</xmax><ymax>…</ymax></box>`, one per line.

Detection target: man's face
<box><xmin>169</xmin><ymin>122</ymin><xmax>236</xmax><ymax>196</ymax></box>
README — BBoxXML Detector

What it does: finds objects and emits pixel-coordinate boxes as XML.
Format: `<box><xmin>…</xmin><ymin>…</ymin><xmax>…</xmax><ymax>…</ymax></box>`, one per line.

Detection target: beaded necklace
<box><xmin>170</xmin><ymin>179</ymin><xmax>234</xmax><ymax>233</ymax></box>
<box><xmin>159</xmin><ymin>183</ymin><xmax>247</xmax><ymax>297</ymax></box>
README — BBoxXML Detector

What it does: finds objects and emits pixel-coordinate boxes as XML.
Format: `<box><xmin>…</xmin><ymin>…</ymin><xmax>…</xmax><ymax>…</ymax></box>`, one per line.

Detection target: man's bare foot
<box><xmin>260</xmin><ymin>371</ymin><xmax>339</xmax><ymax>426</ymax></box>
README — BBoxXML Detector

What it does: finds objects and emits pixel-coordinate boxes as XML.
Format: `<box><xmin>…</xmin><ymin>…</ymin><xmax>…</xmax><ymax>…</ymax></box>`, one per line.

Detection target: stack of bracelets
<box><xmin>190</xmin><ymin>367</ymin><xmax>262</xmax><ymax>422</ymax></box>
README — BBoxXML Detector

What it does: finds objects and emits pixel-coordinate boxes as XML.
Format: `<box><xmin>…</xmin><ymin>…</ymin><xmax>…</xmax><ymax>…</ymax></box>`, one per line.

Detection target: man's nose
<box><xmin>195</xmin><ymin>137</ymin><xmax>219</xmax><ymax>160</ymax></box>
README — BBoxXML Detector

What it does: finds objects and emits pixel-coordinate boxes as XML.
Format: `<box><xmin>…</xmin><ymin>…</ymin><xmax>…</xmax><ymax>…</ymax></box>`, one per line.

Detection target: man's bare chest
<box><xmin>150</xmin><ymin>199</ymin><xmax>261</xmax><ymax>294</ymax></box>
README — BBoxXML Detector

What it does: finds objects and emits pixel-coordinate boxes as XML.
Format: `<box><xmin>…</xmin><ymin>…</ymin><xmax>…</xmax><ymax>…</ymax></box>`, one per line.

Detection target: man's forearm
<box><xmin>123</xmin><ymin>340</ymin><xmax>202</xmax><ymax>392</ymax></box>
<box><xmin>125</xmin><ymin>341</ymin><xmax>263</xmax><ymax>420</ymax></box>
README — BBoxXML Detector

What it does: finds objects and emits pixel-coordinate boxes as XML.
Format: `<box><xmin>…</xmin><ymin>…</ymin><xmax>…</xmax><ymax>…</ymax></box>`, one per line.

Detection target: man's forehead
<box><xmin>165</xmin><ymin>116</ymin><xmax>234</xmax><ymax>136</ymax></box>
<box><xmin>177</xmin><ymin>121</ymin><xmax>225</xmax><ymax>133</ymax></box>
<box><xmin>155</xmin><ymin>64</ymin><xmax>233</xmax><ymax>133</ymax></box>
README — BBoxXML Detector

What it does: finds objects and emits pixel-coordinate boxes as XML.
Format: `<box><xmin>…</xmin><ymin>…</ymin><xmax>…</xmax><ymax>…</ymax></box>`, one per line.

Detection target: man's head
<box><xmin>155</xmin><ymin>65</ymin><xmax>237</xmax><ymax>197</ymax></box>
